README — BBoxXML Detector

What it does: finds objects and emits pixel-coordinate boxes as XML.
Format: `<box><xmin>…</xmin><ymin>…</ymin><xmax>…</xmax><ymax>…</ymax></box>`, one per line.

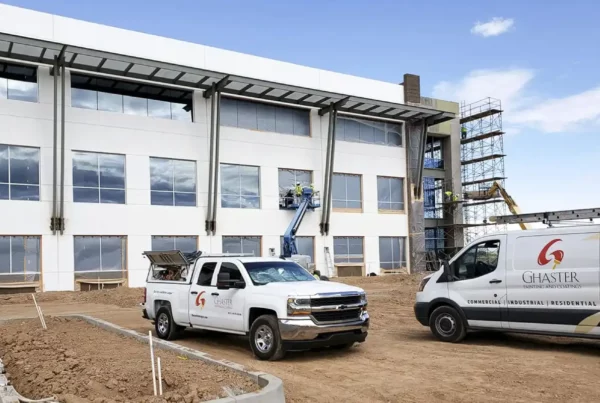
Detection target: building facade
<box><xmin>0</xmin><ymin>4</ymin><xmax>458</xmax><ymax>291</ymax></box>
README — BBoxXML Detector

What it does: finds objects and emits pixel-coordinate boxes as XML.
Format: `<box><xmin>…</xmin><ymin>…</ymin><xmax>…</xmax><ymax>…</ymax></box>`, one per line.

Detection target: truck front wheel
<box><xmin>429</xmin><ymin>305</ymin><xmax>466</xmax><ymax>343</ymax></box>
<box><xmin>155</xmin><ymin>307</ymin><xmax>183</xmax><ymax>341</ymax></box>
<box><xmin>249</xmin><ymin>315</ymin><xmax>286</xmax><ymax>361</ymax></box>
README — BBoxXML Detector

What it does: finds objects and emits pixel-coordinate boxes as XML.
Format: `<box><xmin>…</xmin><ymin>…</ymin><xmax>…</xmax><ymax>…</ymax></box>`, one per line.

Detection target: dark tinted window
<box><xmin>197</xmin><ymin>262</ymin><xmax>217</xmax><ymax>286</ymax></box>
<box><xmin>452</xmin><ymin>241</ymin><xmax>500</xmax><ymax>281</ymax></box>
<box><xmin>219</xmin><ymin>262</ymin><xmax>243</xmax><ymax>281</ymax></box>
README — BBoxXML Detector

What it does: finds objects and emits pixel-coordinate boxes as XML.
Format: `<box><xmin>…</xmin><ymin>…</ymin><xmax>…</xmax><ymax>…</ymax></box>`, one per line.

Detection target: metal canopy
<box><xmin>0</xmin><ymin>32</ymin><xmax>455</xmax><ymax>125</ymax></box>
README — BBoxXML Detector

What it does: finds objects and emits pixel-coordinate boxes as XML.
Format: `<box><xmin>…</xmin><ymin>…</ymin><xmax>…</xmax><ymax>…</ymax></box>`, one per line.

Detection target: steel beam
<box><xmin>206</xmin><ymin>84</ymin><xmax>217</xmax><ymax>235</ymax></box>
<box><xmin>203</xmin><ymin>75</ymin><xmax>230</xmax><ymax>99</ymax></box>
<box><xmin>51</xmin><ymin>55</ymin><xmax>58</xmax><ymax>234</ymax></box>
<box><xmin>59</xmin><ymin>57</ymin><xmax>66</xmax><ymax>234</ymax></box>
<box><xmin>318</xmin><ymin>97</ymin><xmax>349</xmax><ymax>116</ymax></box>
<box><xmin>211</xmin><ymin>92</ymin><xmax>222</xmax><ymax>235</ymax></box>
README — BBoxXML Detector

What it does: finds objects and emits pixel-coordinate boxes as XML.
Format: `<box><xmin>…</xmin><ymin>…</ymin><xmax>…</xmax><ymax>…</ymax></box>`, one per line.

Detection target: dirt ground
<box><xmin>3</xmin><ymin>275</ymin><xmax>600</xmax><ymax>402</ymax></box>
<box><xmin>0</xmin><ymin>317</ymin><xmax>258</xmax><ymax>403</ymax></box>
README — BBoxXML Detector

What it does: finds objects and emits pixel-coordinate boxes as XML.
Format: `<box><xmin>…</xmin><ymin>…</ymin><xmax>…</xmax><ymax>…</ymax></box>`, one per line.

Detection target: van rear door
<box><xmin>506</xmin><ymin>229</ymin><xmax>600</xmax><ymax>335</ymax></box>
<box><xmin>446</xmin><ymin>235</ymin><xmax>507</xmax><ymax>329</ymax></box>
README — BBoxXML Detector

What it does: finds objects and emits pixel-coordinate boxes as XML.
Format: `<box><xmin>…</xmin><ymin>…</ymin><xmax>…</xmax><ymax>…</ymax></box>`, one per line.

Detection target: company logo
<box><xmin>195</xmin><ymin>291</ymin><xmax>206</xmax><ymax>309</ymax></box>
<box><xmin>537</xmin><ymin>239</ymin><xmax>564</xmax><ymax>270</ymax></box>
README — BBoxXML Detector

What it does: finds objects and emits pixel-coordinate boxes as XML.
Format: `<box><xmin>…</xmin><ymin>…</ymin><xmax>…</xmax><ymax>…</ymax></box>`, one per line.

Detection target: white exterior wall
<box><xmin>0</xmin><ymin>68</ymin><xmax>409</xmax><ymax>291</ymax></box>
<box><xmin>0</xmin><ymin>4</ymin><xmax>410</xmax><ymax>291</ymax></box>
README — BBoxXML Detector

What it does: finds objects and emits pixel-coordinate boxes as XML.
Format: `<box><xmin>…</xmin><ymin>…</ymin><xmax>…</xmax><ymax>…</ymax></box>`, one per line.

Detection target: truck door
<box><xmin>209</xmin><ymin>260</ymin><xmax>247</xmax><ymax>332</ymax></box>
<box><xmin>506</xmin><ymin>230</ymin><xmax>600</xmax><ymax>335</ymax></box>
<box><xmin>188</xmin><ymin>261</ymin><xmax>218</xmax><ymax>327</ymax></box>
<box><xmin>447</xmin><ymin>236</ymin><xmax>507</xmax><ymax>329</ymax></box>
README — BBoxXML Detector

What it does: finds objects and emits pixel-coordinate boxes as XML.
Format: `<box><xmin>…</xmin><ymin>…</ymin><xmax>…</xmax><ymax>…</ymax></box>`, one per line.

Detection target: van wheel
<box><xmin>155</xmin><ymin>307</ymin><xmax>183</xmax><ymax>341</ymax></box>
<box><xmin>249</xmin><ymin>315</ymin><xmax>286</xmax><ymax>361</ymax></box>
<box><xmin>429</xmin><ymin>306</ymin><xmax>466</xmax><ymax>343</ymax></box>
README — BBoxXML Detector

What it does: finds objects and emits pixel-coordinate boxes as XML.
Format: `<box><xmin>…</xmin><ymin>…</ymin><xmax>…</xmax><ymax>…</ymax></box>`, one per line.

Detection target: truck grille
<box><xmin>310</xmin><ymin>296</ymin><xmax>361</xmax><ymax>307</ymax></box>
<box><xmin>311</xmin><ymin>308</ymin><xmax>361</xmax><ymax>323</ymax></box>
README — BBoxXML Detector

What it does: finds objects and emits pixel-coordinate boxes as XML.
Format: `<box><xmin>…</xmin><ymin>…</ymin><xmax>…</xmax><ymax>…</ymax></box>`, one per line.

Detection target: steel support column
<box><xmin>59</xmin><ymin>58</ymin><xmax>66</xmax><ymax>234</ymax></box>
<box><xmin>205</xmin><ymin>85</ymin><xmax>217</xmax><ymax>235</ymax></box>
<box><xmin>51</xmin><ymin>55</ymin><xmax>58</xmax><ymax>234</ymax></box>
<box><xmin>319</xmin><ymin>98</ymin><xmax>347</xmax><ymax>235</ymax></box>
<box><xmin>210</xmin><ymin>91</ymin><xmax>222</xmax><ymax>235</ymax></box>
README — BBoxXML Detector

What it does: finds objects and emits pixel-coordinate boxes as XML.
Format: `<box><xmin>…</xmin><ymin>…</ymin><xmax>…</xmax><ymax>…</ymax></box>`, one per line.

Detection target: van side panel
<box><xmin>506</xmin><ymin>229</ymin><xmax>600</xmax><ymax>335</ymax></box>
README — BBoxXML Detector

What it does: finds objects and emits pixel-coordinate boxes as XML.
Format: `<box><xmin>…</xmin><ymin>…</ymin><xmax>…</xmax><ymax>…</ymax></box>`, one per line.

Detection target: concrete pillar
<box><xmin>442</xmin><ymin>118</ymin><xmax>464</xmax><ymax>251</ymax></box>
<box><xmin>405</xmin><ymin>120</ymin><xmax>426</xmax><ymax>273</ymax></box>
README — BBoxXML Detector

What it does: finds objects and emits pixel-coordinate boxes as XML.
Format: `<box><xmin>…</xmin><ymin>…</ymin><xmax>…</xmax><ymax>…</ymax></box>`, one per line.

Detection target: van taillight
<box><xmin>143</xmin><ymin>288</ymin><xmax>147</xmax><ymax>304</ymax></box>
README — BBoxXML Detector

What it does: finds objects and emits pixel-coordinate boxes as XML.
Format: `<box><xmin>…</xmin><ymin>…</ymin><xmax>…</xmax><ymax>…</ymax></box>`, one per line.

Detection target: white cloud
<box><xmin>433</xmin><ymin>68</ymin><xmax>600</xmax><ymax>134</ymax></box>
<box><xmin>432</xmin><ymin>68</ymin><xmax>534</xmax><ymax>112</ymax></box>
<box><xmin>471</xmin><ymin>17</ymin><xmax>515</xmax><ymax>37</ymax></box>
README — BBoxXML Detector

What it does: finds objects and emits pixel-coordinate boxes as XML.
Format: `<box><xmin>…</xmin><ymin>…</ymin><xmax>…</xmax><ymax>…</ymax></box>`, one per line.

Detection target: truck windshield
<box><xmin>243</xmin><ymin>261</ymin><xmax>316</xmax><ymax>285</ymax></box>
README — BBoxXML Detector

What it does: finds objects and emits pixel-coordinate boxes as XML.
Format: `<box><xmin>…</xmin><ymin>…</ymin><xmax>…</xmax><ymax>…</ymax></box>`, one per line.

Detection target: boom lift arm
<box><xmin>281</xmin><ymin>187</ymin><xmax>320</xmax><ymax>258</ymax></box>
<box><xmin>464</xmin><ymin>181</ymin><xmax>531</xmax><ymax>230</ymax></box>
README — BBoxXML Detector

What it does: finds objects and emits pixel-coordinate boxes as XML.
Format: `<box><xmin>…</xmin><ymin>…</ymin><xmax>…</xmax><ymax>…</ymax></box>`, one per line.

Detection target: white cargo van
<box><xmin>415</xmin><ymin>225</ymin><xmax>600</xmax><ymax>342</ymax></box>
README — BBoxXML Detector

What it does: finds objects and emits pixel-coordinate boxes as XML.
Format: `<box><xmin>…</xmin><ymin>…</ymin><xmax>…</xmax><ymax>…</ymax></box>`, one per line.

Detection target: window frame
<box><xmin>73</xmin><ymin>235</ymin><xmax>128</xmax><ymax>282</ymax></box>
<box><xmin>377</xmin><ymin>176</ymin><xmax>405</xmax><ymax>213</ymax></box>
<box><xmin>448</xmin><ymin>239</ymin><xmax>501</xmax><ymax>282</ymax></box>
<box><xmin>149</xmin><ymin>157</ymin><xmax>197</xmax><ymax>207</ymax></box>
<box><xmin>0</xmin><ymin>144</ymin><xmax>41</xmax><ymax>202</ymax></box>
<box><xmin>333</xmin><ymin>236</ymin><xmax>365</xmax><ymax>265</ymax></box>
<box><xmin>196</xmin><ymin>261</ymin><xmax>218</xmax><ymax>287</ymax></box>
<box><xmin>332</xmin><ymin>172</ymin><xmax>363</xmax><ymax>213</ymax></box>
<box><xmin>0</xmin><ymin>235</ymin><xmax>42</xmax><ymax>283</ymax></box>
<box><xmin>0</xmin><ymin>61</ymin><xmax>38</xmax><ymax>103</ymax></box>
<box><xmin>335</xmin><ymin>115</ymin><xmax>403</xmax><ymax>147</ymax></box>
<box><xmin>72</xmin><ymin>150</ymin><xmax>126</xmax><ymax>205</ymax></box>
<box><xmin>151</xmin><ymin>235</ymin><xmax>199</xmax><ymax>253</ymax></box>
<box><xmin>70</xmin><ymin>73</ymin><xmax>193</xmax><ymax>122</ymax></box>
<box><xmin>220</xmin><ymin>163</ymin><xmax>261</xmax><ymax>209</ymax></box>
<box><xmin>220</xmin><ymin>96</ymin><xmax>311</xmax><ymax>137</ymax></box>
<box><xmin>378</xmin><ymin>236</ymin><xmax>407</xmax><ymax>271</ymax></box>
<box><xmin>221</xmin><ymin>236</ymin><xmax>263</xmax><ymax>257</ymax></box>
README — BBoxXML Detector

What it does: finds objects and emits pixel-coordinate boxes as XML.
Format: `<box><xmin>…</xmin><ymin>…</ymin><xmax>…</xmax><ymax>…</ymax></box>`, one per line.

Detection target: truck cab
<box><xmin>143</xmin><ymin>250</ymin><xmax>369</xmax><ymax>360</ymax></box>
<box><xmin>415</xmin><ymin>225</ymin><xmax>600</xmax><ymax>343</ymax></box>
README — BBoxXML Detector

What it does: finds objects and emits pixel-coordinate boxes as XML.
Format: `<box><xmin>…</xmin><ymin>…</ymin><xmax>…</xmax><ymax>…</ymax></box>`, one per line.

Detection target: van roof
<box><xmin>474</xmin><ymin>224</ymin><xmax>600</xmax><ymax>240</ymax></box>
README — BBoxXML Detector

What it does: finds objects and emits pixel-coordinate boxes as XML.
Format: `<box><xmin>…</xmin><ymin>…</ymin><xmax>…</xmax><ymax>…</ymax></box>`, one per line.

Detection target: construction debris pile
<box><xmin>0</xmin><ymin>318</ymin><xmax>258</xmax><ymax>403</ymax></box>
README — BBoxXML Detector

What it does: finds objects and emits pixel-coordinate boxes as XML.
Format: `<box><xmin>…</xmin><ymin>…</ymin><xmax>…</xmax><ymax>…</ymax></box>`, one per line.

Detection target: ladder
<box><xmin>324</xmin><ymin>247</ymin><xmax>335</xmax><ymax>277</ymax></box>
<box><xmin>490</xmin><ymin>208</ymin><xmax>600</xmax><ymax>226</ymax></box>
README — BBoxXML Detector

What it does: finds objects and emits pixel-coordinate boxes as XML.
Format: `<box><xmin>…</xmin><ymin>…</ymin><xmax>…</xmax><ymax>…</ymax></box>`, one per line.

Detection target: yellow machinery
<box><xmin>464</xmin><ymin>181</ymin><xmax>531</xmax><ymax>230</ymax></box>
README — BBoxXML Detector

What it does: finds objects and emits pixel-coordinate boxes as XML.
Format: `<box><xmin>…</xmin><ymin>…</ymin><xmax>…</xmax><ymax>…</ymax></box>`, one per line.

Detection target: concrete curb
<box><xmin>70</xmin><ymin>314</ymin><xmax>285</xmax><ymax>403</ymax></box>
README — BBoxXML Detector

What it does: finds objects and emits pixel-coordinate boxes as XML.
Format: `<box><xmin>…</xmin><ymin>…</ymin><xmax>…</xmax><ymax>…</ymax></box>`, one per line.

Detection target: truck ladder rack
<box><xmin>490</xmin><ymin>208</ymin><xmax>600</xmax><ymax>225</ymax></box>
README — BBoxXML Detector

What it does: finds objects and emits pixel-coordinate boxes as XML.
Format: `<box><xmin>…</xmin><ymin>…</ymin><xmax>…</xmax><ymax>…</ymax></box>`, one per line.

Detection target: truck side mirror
<box><xmin>217</xmin><ymin>272</ymin><xmax>231</xmax><ymax>290</ymax></box>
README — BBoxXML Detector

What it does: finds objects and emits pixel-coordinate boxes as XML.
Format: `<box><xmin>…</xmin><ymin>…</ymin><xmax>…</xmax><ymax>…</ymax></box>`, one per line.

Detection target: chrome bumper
<box><xmin>278</xmin><ymin>312</ymin><xmax>370</xmax><ymax>341</ymax></box>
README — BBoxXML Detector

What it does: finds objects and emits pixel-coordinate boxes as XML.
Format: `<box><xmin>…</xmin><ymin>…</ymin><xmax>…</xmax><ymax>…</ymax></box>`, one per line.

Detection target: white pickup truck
<box><xmin>142</xmin><ymin>250</ymin><xmax>369</xmax><ymax>360</ymax></box>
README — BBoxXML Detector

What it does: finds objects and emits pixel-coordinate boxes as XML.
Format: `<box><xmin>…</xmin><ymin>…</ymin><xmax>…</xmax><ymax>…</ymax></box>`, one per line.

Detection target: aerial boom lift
<box><xmin>464</xmin><ymin>181</ymin><xmax>531</xmax><ymax>230</ymax></box>
<box><xmin>281</xmin><ymin>186</ymin><xmax>320</xmax><ymax>258</ymax></box>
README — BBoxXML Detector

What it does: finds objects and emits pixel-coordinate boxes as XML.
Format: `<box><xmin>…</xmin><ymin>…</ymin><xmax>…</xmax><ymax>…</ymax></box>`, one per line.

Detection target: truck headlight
<box><xmin>360</xmin><ymin>293</ymin><xmax>368</xmax><ymax>309</ymax></box>
<box><xmin>418</xmin><ymin>277</ymin><xmax>431</xmax><ymax>292</ymax></box>
<box><xmin>287</xmin><ymin>297</ymin><xmax>311</xmax><ymax>316</ymax></box>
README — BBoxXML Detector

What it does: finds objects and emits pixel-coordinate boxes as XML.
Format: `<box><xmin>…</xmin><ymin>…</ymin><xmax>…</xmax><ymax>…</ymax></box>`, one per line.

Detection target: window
<box><xmin>72</xmin><ymin>151</ymin><xmax>125</xmax><ymax>204</ymax></box>
<box><xmin>197</xmin><ymin>262</ymin><xmax>217</xmax><ymax>286</ymax></box>
<box><xmin>74</xmin><ymin>236</ymin><xmax>127</xmax><ymax>281</ymax></box>
<box><xmin>278</xmin><ymin>169</ymin><xmax>311</xmax><ymax>194</ymax></box>
<box><xmin>221</xmin><ymin>164</ymin><xmax>260</xmax><ymax>209</ymax></box>
<box><xmin>0</xmin><ymin>145</ymin><xmax>40</xmax><ymax>201</ymax></box>
<box><xmin>222</xmin><ymin>236</ymin><xmax>261</xmax><ymax>256</ymax></box>
<box><xmin>452</xmin><ymin>240</ymin><xmax>500</xmax><ymax>281</ymax></box>
<box><xmin>333</xmin><ymin>237</ymin><xmax>364</xmax><ymax>263</ymax></box>
<box><xmin>377</xmin><ymin>176</ymin><xmax>404</xmax><ymax>211</ymax></box>
<box><xmin>424</xmin><ymin>137</ymin><xmax>443</xmax><ymax>169</ymax></box>
<box><xmin>332</xmin><ymin>173</ymin><xmax>362</xmax><ymax>210</ymax></box>
<box><xmin>220</xmin><ymin>97</ymin><xmax>310</xmax><ymax>136</ymax></box>
<box><xmin>279</xmin><ymin>236</ymin><xmax>314</xmax><ymax>262</ymax></box>
<box><xmin>379</xmin><ymin>237</ymin><xmax>407</xmax><ymax>270</ymax></box>
<box><xmin>219</xmin><ymin>262</ymin><xmax>244</xmax><ymax>281</ymax></box>
<box><xmin>151</xmin><ymin>236</ymin><xmax>197</xmax><ymax>253</ymax></box>
<box><xmin>425</xmin><ymin>228</ymin><xmax>445</xmax><ymax>251</ymax></box>
<box><xmin>423</xmin><ymin>177</ymin><xmax>443</xmax><ymax>219</ymax></box>
<box><xmin>70</xmin><ymin>74</ymin><xmax>192</xmax><ymax>121</ymax></box>
<box><xmin>0</xmin><ymin>62</ymin><xmax>38</xmax><ymax>103</ymax></box>
<box><xmin>244</xmin><ymin>261</ymin><xmax>315</xmax><ymax>285</ymax></box>
<box><xmin>0</xmin><ymin>236</ymin><xmax>41</xmax><ymax>284</ymax></box>
<box><xmin>336</xmin><ymin>116</ymin><xmax>402</xmax><ymax>147</ymax></box>
<box><xmin>150</xmin><ymin>157</ymin><xmax>196</xmax><ymax>206</ymax></box>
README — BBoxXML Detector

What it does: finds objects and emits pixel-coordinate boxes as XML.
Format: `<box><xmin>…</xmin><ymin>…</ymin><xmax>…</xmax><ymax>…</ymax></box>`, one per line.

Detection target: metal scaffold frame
<box><xmin>460</xmin><ymin>97</ymin><xmax>508</xmax><ymax>243</ymax></box>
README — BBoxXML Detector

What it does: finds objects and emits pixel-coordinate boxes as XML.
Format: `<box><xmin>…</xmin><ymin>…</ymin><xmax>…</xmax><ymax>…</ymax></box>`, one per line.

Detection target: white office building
<box><xmin>0</xmin><ymin>4</ymin><xmax>457</xmax><ymax>292</ymax></box>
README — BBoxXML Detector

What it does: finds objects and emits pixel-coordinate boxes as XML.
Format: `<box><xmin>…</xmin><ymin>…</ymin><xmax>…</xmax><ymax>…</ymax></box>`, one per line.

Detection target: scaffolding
<box><xmin>460</xmin><ymin>97</ymin><xmax>508</xmax><ymax>243</ymax></box>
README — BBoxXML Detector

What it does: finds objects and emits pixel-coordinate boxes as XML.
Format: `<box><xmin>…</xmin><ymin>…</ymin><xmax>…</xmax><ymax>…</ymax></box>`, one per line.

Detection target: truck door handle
<box><xmin>190</xmin><ymin>291</ymin><xmax>198</xmax><ymax>295</ymax></box>
<box><xmin>489</xmin><ymin>279</ymin><xmax>502</xmax><ymax>284</ymax></box>
<box><xmin>211</xmin><ymin>292</ymin><xmax>219</xmax><ymax>296</ymax></box>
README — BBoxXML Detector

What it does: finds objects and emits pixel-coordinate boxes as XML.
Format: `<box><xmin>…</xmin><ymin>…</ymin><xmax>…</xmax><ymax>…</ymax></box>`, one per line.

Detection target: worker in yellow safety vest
<box><xmin>461</xmin><ymin>126</ymin><xmax>467</xmax><ymax>139</ymax></box>
<box><xmin>295</xmin><ymin>182</ymin><xmax>303</xmax><ymax>196</ymax></box>
<box><xmin>445</xmin><ymin>191</ymin><xmax>459</xmax><ymax>202</ymax></box>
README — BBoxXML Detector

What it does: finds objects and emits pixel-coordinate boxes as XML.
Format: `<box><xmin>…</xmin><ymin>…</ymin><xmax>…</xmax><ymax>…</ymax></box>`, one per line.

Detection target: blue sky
<box><xmin>3</xmin><ymin>0</ymin><xmax>600</xmax><ymax>213</ymax></box>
